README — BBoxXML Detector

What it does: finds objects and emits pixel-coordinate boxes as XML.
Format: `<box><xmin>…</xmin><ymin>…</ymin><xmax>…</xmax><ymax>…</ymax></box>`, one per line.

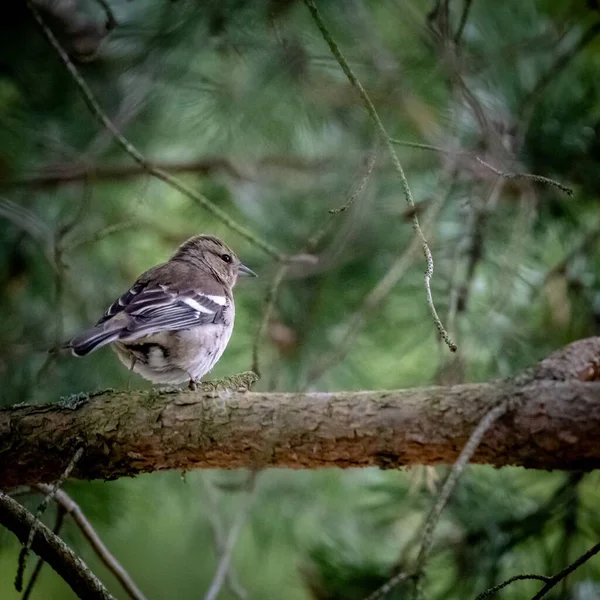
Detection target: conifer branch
<box><xmin>1</xmin><ymin>337</ymin><xmax>600</xmax><ymax>487</ymax></box>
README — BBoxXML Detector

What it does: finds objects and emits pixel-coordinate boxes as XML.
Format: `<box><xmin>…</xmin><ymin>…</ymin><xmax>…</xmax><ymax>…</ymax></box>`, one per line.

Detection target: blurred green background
<box><xmin>1</xmin><ymin>0</ymin><xmax>599</xmax><ymax>598</ymax></box>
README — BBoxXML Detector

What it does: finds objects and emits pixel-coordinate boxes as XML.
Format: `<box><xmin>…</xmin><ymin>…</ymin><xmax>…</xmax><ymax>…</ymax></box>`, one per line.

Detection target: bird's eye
<box><xmin>221</xmin><ymin>253</ymin><xmax>232</xmax><ymax>263</ymax></box>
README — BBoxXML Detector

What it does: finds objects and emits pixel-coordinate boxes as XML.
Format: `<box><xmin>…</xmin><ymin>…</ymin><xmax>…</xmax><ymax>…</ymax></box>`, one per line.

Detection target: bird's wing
<box><xmin>99</xmin><ymin>282</ymin><xmax>228</xmax><ymax>339</ymax></box>
<box><xmin>70</xmin><ymin>264</ymin><xmax>230</xmax><ymax>356</ymax></box>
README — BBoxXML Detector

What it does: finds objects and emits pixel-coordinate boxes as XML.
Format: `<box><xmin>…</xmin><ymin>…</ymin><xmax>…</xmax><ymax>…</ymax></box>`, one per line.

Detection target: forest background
<box><xmin>1</xmin><ymin>0</ymin><xmax>600</xmax><ymax>599</ymax></box>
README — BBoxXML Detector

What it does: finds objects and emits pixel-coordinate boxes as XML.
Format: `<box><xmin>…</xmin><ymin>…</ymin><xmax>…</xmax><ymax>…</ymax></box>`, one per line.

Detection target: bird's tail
<box><xmin>69</xmin><ymin>322</ymin><xmax>124</xmax><ymax>356</ymax></box>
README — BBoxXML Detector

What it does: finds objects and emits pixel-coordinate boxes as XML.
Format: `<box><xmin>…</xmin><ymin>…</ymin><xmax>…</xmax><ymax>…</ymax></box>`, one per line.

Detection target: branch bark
<box><xmin>0</xmin><ymin>338</ymin><xmax>599</xmax><ymax>487</ymax></box>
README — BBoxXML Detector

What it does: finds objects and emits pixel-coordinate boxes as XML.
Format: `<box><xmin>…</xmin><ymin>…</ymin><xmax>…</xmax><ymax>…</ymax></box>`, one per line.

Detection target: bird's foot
<box><xmin>186</xmin><ymin>371</ymin><xmax>259</xmax><ymax>393</ymax></box>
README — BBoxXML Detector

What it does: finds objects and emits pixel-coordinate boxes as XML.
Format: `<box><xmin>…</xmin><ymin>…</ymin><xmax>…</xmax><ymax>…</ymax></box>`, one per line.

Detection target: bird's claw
<box><xmin>186</xmin><ymin>371</ymin><xmax>259</xmax><ymax>393</ymax></box>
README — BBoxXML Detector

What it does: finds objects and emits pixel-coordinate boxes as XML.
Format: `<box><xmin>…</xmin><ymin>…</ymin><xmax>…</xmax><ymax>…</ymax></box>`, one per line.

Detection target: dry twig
<box><xmin>33</xmin><ymin>484</ymin><xmax>149</xmax><ymax>600</ymax></box>
<box><xmin>306</xmin><ymin>187</ymin><xmax>448</xmax><ymax>387</ymax></box>
<box><xmin>474</xmin><ymin>541</ymin><xmax>600</xmax><ymax>600</ymax></box>
<box><xmin>251</xmin><ymin>146</ymin><xmax>378</xmax><ymax>377</ymax></box>
<box><xmin>16</xmin><ymin>447</ymin><xmax>83</xmax><ymax>592</ymax></box>
<box><xmin>529</xmin><ymin>541</ymin><xmax>600</xmax><ymax>599</ymax></box>
<box><xmin>390</xmin><ymin>139</ymin><xmax>573</xmax><ymax>196</ymax></box>
<box><xmin>364</xmin><ymin>401</ymin><xmax>511</xmax><ymax>600</ymax></box>
<box><xmin>474</xmin><ymin>574</ymin><xmax>551</xmax><ymax>600</ymax></box>
<box><xmin>204</xmin><ymin>472</ymin><xmax>257</xmax><ymax>600</ymax></box>
<box><xmin>454</xmin><ymin>0</ymin><xmax>474</xmax><ymax>45</ymax></box>
<box><xmin>303</xmin><ymin>0</ymin><xmax>457</xmax><ymax>352</ymax></box>
<box><xmin>0</xmin><ymin>490</ymin><xmax>114</xmax><ymax>600</ymax></box>
<box><xmin>411</xmin><ymin>402</ymin><xmax>511</xmax><ymax>598</ymax></box>
<box><xmin>203</xmin><ymin>480</ymin><xmax>248</xmax><ymax>600</ymax></box>
<box><xmin>22</xmin><ymin>505</ymin><xmax>66</xmax><ymax>600</ymax></box>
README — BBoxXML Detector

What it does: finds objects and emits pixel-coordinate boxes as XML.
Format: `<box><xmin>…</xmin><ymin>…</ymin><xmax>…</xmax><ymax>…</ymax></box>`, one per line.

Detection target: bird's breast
<box><xmin>178</xmin><ymin>322</ymin><xmax>234</xmax><ymax>379</ymax></box>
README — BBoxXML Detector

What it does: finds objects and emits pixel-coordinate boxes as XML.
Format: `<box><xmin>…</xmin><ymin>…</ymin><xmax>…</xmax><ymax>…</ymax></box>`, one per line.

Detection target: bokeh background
<box><xmin>1</xmin><ymin>0</ymin><xmax>600</xmax><ymax>598</ymax></box>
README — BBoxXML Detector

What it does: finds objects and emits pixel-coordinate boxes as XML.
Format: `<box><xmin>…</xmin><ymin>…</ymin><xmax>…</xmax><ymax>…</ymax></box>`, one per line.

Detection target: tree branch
<box><xmin>34</xmin><ymin>484</ymin><xmax>148</xmax><ymax>600</ymax></box>
<box><xmin>389</xmin><ymin>139</ymin><xmax>573</xmax><ymax>196</ymax></box>
<box><xmin>0</xmin><ymin>338</ymin><xmax>599</xmax><ymax>487</ymax></box>
<box><xmin>0</xmin><ymin>491</ymin><xmax>114</xmax><ymax>600</ymax></box>
<box><xmin>473</xmin><ymin>541</ymin><xmax>600</xmax><ymax>600</ymax></box>
<box><xmin>22</xmin><ymin>504</ymin><xmax>66</xmax><ymax>600</ymax></box>
<box><xmin>16</xmin><ymin>447</ymin><xmax>83</xmax><ymax>591</ymax></box>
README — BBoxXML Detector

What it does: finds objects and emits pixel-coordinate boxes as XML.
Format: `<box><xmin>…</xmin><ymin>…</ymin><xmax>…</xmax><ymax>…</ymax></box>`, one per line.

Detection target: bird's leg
<box><xmin>186</xmin><ymin>372</ymin><xmax>258</xmax><ymax>393</ymax></box>
<box><xmin>127</xmin><ymin>356</ymin><xmax>138</xmax><ymax>391</ymax></box>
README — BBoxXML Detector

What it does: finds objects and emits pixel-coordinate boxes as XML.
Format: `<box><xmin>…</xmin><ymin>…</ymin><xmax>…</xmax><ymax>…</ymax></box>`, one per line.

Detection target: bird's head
<box><xmin>172</xmin><ymin>234</ymin><xmax>256</xmax><ymax>287</ymax></box>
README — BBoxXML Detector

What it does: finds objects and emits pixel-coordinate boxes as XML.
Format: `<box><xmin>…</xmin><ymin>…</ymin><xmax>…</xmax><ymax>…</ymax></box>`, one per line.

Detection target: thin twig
<box><xmin>22</xmin><ymin>505</ymin><xmax>66</xmax><ymax>600</ymax></box>
<box><xmin>329</xmin><ymin>149</ymin><xmax>378</xmax><ymax>214</ymax></box>
<box><xmin>203</xmin><ymin>480</ymin><xmax>249</xmax><ymax>600</ymax></box>
<box><xmin>26</xmin><ymin>0</ymin><xmax>282</xmax><ymax>260</ymax></box>
<box><xmin>542</xmin><ymin>217</ymin><xmax>600</xmax><ymax>285</ymax></box>
<box><xmin>307</xmin><ymin>144</ymin><xmax>378</xmax><ymax>250</ymax></box>
<box><xmin>251</xmin><ymin>264</ymin><xmax>288</xmax><ymax>377</ymax></box>
<box><xmin>65</xmin><ymin>219</ymin><xmax>141</xmax><ymax>253</ymax></box>
<box><xmin>0</xmin><ymin>491</ymin><xmax>114</xmax><ymax>600</ymax></box>
<box><xmin>412</xmin><ymin>402</ymin><xmax>509</xmax><ymax>598</ymax></box>
<box><xmin>204</xmin><ymin>473</ymin><xmax>257</xmax><ymax>600</ymax></box>
<box><xmin>36</xmin><ymin>181</ymin><xmax>93</xmax><ymax>384</ymax></box>
<box><xmin>16</xmin><ymin>447</ymin><xmax>83</xmax><ymax>592</ymax></box>
<box><xmin>303</xmin><ymin>0</ymin><xmax>457</xmax><ymax>352</ymax></box>
<box><xmin>306</xmin><ymin>188</ymin><xmax>448</xmax><ymax>387</ymax></box>
<box><xmin>389</xmin><ymin>139</ymin><xmax>573</xmax><ymax>196</ymax></box>
<box><xmin>363</xmin><ymin>572</ymin><xmax>413</xmax><ymax>600</ymax></box>
<box><xmin>252</xmin><ymin>146</ymin><xmax>378</xmax><ymax>377</ymax></box>
<box><xmin>33</xmin><ymin>484</ymin><xmax>148</xmax><ymax>600</ymax></box>
<box><xmin>474</xmin><ymin>574</ymin><xmax>550</xmax><ymax>600</ymax></box>
<box><xmin>474</xmin><ymin>156</ymin><xmax>573</xmax><ymax>196</ymax></box>
<box><xmin>364</xmin><ymin>401</ymin><xmax>510</xmax><ymax>600</ymax></box>
<box><xmin>530</xmin><ymin>541</ymin><xmax>600</xmax><ymax>600</ymax></box>
<box><xmin>521</xmin><ymin>22</ymin><xmax>600</xmax><ymax>116</ymax></box>
<box><xmin>454</xmin><ymin>0</ymin><xmax>474</xmax><ymax>45</ymax></box>
<box><xmin>94</xmin><ymin>0</ymin><xmax>117</xmax><ymax>30</ymax></box>
<box><xmin>474</xmin><ymin>540</ymin><xmax>600</xmax><ymax>600</ymax></box>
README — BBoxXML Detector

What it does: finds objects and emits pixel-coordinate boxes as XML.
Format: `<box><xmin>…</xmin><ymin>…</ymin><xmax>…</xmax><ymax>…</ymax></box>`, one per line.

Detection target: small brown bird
<box><xmin>69</xmin><ymin>235</ymin><xmax>256</xmax><ymax>388</ymax></box>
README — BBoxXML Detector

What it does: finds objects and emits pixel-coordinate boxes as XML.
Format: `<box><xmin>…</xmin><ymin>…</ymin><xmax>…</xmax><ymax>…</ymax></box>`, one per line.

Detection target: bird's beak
<box><xmin>238</xmin><ymin>263</ymin><xmax>258</xmax><ymax>277</ymax></box>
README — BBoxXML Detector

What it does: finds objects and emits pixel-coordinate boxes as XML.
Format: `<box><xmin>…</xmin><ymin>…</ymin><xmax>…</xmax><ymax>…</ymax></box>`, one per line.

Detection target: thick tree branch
<box><xmin>0</xmin><ymin>338</ymin><xmax>599</xmax><ymax>487</ymax></box>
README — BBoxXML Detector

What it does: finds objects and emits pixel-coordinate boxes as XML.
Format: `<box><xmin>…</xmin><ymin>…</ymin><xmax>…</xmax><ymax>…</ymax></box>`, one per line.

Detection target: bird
<box><xmin>68</xmin><ymin>234</ymin><xmax>256</xmax><ymax>389</ymax></box>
